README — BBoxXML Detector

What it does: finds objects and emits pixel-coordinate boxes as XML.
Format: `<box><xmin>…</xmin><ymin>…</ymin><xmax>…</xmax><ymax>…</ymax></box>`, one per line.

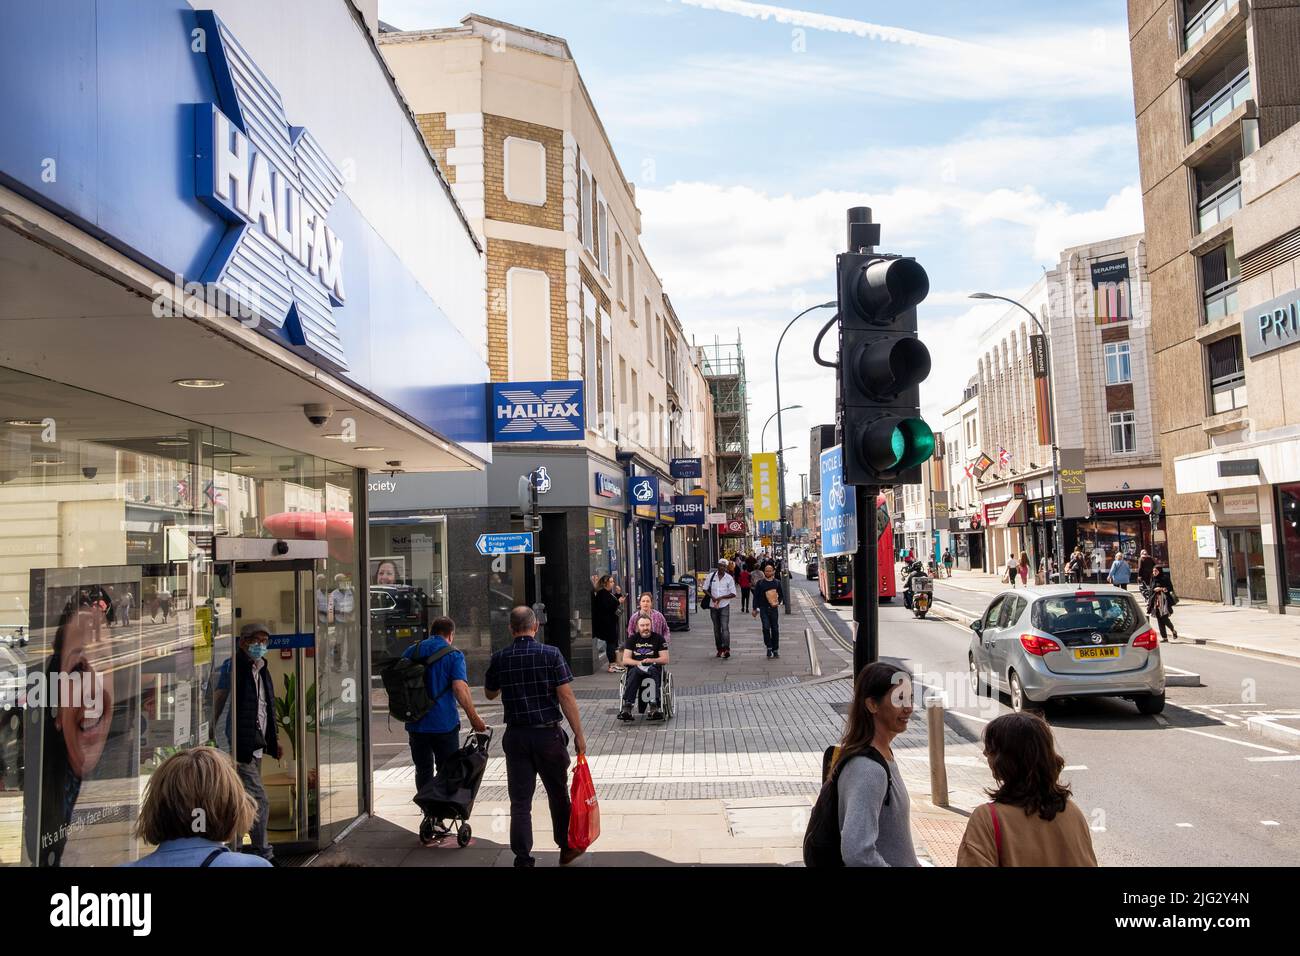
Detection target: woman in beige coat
<box><xmin>957</xmin><ymin>712</ymin><xmax>1097</xmax><ymax>867</ymax></box>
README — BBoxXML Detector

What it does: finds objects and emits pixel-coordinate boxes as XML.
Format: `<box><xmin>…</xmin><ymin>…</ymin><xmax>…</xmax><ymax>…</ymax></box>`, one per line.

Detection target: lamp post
<box><xmin>969</xmin><ymin>292</ymin><xmax>1064</xmax><ymax>575</ymax></box>
<box><xmin>775</xmin><ymin>300</ymin><xmax>837</xmax><ymax>612</ymax></box>
<box><xmin>762</xmin><ymin>406</ymin><xmax>802</xmax><ymax>453</ymax></box>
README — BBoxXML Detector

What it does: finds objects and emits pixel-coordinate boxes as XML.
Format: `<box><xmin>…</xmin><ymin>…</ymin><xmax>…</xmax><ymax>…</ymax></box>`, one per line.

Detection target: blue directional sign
<box><xmin>475</xmin><ymin>532</ymin><xmax>535</xmax><ymax>555</ymax></box>
<box><xmin>820</xmin><ymin>445</ymin><xmax>858</xmax><ymax>558</ymax></box>
<box><xmin>672</xmin><ymin>495</ymin><xmax>706</xmax><ymax>525</ymax></box>
<box><xmin>492</xmin><ymin>381</ymin><xmax>585</xmax><ymax>442</ymax></box>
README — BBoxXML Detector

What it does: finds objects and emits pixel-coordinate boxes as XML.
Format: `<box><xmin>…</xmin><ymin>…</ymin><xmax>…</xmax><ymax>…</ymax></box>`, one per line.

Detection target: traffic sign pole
<box><xmin>852</xmin><ymin>484</ymin><xmax>879</xmax><ymax>676</ymax></box>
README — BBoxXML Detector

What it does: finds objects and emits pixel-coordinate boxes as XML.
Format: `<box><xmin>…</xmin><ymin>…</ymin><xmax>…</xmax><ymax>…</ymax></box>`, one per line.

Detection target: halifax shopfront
<box><xmin>0</xmin><ymin>0</ymin><xmax>490</xmax><ymax>865</ymax></box>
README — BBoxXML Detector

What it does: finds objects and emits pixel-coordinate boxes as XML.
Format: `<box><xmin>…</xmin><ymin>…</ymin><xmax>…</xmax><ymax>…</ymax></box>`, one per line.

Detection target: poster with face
<box><xmin>370</xmin><ymin>556</ymin><xmax>406</xmax><ymax>587</ymax></box>
<box><xmin>24</xmin><ymin>567</ymin><xmax>142</xmax><ymax>867</ymax></box>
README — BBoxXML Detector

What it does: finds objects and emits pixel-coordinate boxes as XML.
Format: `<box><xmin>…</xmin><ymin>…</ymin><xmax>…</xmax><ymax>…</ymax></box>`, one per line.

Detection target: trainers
<box><xmin>559</xmin><ymin>846</ymin><xmax>586</xmax><ymax>866</ymax></box>
<box><xmin>419</xmin><ymin>816</ymin><xmax>436</xmax><ymax>846</ymax></box>
<box><xmin>723</xmin><ymin>648</ymin><xmax>730</xmax><ymax>658</ymax></box>
<box><xmin>772</xmin><ymin>651</ymin><xmax>780</xmax><ymax>659</ymax></box>
<box><xmin>716</xmin><ymin>649</ymin><xmax>723</xmax><ymax>658</ymax></box>
<box><xmin>646</xmin><ymin>707</ymin><xmax>665</xmax><ymax>721</ymax></box>
<box><xmin>766</xmin><ymin>649</ymin><xmax>773</xmax><ymax>659</ymax></box>
<box><xmin>617</xmin><ymin>706</ymin><xmax>634</xmax><ymax>721</ymax></box>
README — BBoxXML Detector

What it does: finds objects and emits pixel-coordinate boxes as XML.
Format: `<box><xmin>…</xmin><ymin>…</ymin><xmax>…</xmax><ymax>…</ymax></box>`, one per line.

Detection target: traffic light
<box><xmin>837</xmin><ymin>251</ymin><xmax>934</xmax><ymax>485</ymax></box>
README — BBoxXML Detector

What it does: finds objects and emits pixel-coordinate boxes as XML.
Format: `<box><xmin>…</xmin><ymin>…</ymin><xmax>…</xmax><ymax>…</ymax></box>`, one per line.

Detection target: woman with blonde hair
<box><xmin>123</xmin><ymin>747</ymin><xmax>272</xmax><ymax>867</ymax></box>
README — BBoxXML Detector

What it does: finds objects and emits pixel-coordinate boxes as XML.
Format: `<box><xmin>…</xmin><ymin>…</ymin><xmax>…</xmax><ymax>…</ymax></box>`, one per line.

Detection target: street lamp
<box><xmin>969</xmin><ymin>292</ymin><xmax>1064</xmax><ymax>575</ymax></box>
<box><xmin>775</xmin><ymin>300</ymin><xmax>837</xmax><ymax>613</ymax></box>
<box><xmin>762</xmin><ymin>406</ymin><xmax>802</xmax><ymax>452</ymax></box>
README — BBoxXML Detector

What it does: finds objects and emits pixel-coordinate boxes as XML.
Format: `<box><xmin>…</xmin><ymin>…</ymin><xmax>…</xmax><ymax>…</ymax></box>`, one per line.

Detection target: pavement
<box><xmin>312</xmin><ymin>584</ymin><xmax>990</xmax><ymax>867</ymax></box>
<box><xmin>932</xmin><ymin>569</ymin><xmax>1300</xmax><ymax>665</ymax></box>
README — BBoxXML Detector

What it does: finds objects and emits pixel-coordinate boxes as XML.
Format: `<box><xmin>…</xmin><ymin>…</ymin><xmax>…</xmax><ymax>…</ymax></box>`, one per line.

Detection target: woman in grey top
<box><xmin>835</xmin><ymin>661</ymin><xmax>919</xmax><ymax>867</ymax></box>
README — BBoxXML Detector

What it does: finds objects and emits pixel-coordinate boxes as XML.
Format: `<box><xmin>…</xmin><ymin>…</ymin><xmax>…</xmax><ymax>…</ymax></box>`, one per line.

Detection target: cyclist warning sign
<box><xmin>820</xmin><ymin>445</ymin><xmax>858</xmax><ymax>558</ymax></box>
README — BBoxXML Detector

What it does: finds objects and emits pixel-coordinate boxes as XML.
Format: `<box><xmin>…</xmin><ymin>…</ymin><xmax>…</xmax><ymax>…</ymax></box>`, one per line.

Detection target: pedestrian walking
<box><xmin>1137</xmin><ymin>549</ymin><xmax>1156</xmax><ymax>588</ymax></box>
<box><xmin>1003</xmin><ymin>553</ymin><xmax>1017</xmax><ymax>587</ymax></box>
<box><xmin>118</xmin><ymin>588</ymin><xmax>132</xmax><ymax>628</ymax></box>
<box><xmin>591</xmin><ymin>575</ymin><xmax>625</xmax><ymax>673</ymax></box>
<box><xmin>1107</xmin><ymin>550</ymin><xmax>1131</xmax><ymax>590</ymax></box>
<box><xmin>704</xmin><ymin>559</ymin><xmax>737</xmax><ymax>659</ymax></box>
<box><xmin>124</xmin><ymin>747</ymin><xmax>271</xmax><ymax>868</ymax></box>
<box><xmin>738</xmin><ymin>563</ymin><xmax>752</xmax><ymax>612</ymax></box>
<box><xmin>212</xmin><ymin>622</ymin><xmax>281</xmax><ymax>863</ymax></box>
<box><xmin>617</xmin><ymin>613</ymin><xmax>669</xmax><ymax>722</ymax></box>
<box><xmin>833</xmin><ymin>662</ymin><xmax>919</xmax><ymax>867</ymax></box>
<box><xmin>957</xmin><ymin>712</ymin><xmax>1097</xmax><ymax>867</ymax></box>
<box><xmin>942</xmin><ymin>549</ymin><xmax>954</xmax><ymax>578</ymax></box>
<box><xmin>1017</xmin><ymin>551</ymin><xmax>1030</xmax><ymax>586</ymax></box>
<box><xmin>751</xmin><ymin>561</ymin><xmax>786</xmax><ymax>659</ymax></box>
<box><xmin>1146</xmin><ymin>565</ymin><xmax>1180</xmax><ymax>642</ymax></box>
<box><xmin>403</xmin><ymin>617</ymin><xmax>488</xmax><ymax>846</ymax></box>
<box><xmin>484</xmin><ymin>606</ymin><xmax>588</xmax><ymax>868</ymax></box>
<box><xmin>1068</xmin><ymin>548</ymin><xmax>1085</xmax><ymax>585</ymax></box>
<box><xmin>330</xmin><ymin>573</ymin><xmax>356</xmax><ymax>670</ymax></box>
<box><xmin>625</xmin><ymin>591</ymin><xmax>670</xmax><ymax>645</ymax></box>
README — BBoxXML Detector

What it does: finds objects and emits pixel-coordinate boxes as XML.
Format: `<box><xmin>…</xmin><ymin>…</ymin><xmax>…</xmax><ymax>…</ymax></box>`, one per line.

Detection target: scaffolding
<box><xmin>699</xmin><ymin>336</ymin><xmax>750</xmax><ymax>517</ymax></box>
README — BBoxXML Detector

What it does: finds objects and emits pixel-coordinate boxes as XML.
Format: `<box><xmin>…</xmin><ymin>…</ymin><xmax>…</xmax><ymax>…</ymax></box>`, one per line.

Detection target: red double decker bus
<box><xmin>819</xmin><ymin>494</ymin><xmax>896</xmax><ymax>604</ymax></box>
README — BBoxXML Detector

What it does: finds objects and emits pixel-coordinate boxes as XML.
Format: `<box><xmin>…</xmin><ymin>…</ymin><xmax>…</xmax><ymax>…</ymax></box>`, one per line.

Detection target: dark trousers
<box><xmin>710</xmin><ymin>606</ymin><xmax>730</xmax><ymax>650</ymax></box>
<box><xmin>622</xmin><ymin>664</ymin><xmax>662</xmax><ymax>706</ymax></box>
<box><xmin>759</xmin><ymin>605</ymin><xmax>780</xmax><ymax>651</ymax></box>
<box><xmin>409</xmin><ymin>729</ymin><xmax>461</xmax><ymax>794</ymax></box>
<box><xmin>1154</xmin><ymin>614</ymin><xmax>1178</xmax><ymax>640</ymax></box>
<box><xmin>740</xmin><ymin>588</ymin><xmax>750</xmax><ymax>611</ymax></box>
<box><xmin>503</xmin><ymin>725</ymin><xmax>571</xmax><ymax>865</ymax></box>
<box><xmin>599</xmin><ymin>635</ymin><xmax>619</xmax><ymax>664</ymax></box>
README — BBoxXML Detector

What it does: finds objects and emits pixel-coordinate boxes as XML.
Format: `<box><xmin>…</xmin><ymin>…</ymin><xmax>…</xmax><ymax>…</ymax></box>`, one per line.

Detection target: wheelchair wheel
<box><xmin>662</xmin><ymin>670</ymin><xmax>674</xmax><ymax>719</ymax></box>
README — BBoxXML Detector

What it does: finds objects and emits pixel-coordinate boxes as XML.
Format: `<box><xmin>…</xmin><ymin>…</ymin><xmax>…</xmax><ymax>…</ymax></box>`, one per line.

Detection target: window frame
<box><xmin>1104</xmin><ymin>341</ymin><xmax>1133</xmax><ymax>386</ymax></box>
<box><xmin>1109</xmin><ymin>410</ymin><xmax>1137</xmax><ymax>454</ymax></box>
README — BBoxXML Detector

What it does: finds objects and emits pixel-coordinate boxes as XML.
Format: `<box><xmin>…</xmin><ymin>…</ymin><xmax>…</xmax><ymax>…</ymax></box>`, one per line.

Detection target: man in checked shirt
<box><xmin>485</xmin><ymin>606</ymin><xmax>589</xmax><ymax>867</ymax></box>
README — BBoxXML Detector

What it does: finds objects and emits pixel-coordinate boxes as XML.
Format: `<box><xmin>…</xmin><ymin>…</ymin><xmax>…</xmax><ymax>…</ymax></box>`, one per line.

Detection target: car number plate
<box><xmin>1073</xmin><ymin>646</ymin><xmax>1119</xmax><ymax>660</ymax></box>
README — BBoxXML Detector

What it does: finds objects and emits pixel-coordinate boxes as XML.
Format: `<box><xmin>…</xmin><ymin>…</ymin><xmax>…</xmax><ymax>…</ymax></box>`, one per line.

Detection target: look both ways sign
<box><xmin>820</xmin><ymin>445</ymin><xmax>857</xmax><ymax>558</ymax></box>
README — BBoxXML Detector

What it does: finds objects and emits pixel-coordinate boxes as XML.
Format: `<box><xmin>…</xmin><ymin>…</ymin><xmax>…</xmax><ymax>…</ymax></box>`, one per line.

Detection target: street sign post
<box><xmin>475</xmin><ymin>532</ymin><xmax>535</xmax><ymax>555</ymax></box>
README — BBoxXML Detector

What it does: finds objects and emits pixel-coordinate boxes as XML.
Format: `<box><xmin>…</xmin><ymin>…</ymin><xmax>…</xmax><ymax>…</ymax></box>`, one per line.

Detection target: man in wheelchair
<box><xmin>618</xmin><ymin>613</ymin><xmax>670</xmax><ymax>722</ymax></box>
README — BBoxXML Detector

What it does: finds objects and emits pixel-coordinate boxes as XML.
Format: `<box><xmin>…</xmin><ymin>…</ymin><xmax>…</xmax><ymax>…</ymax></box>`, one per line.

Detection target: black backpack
<box><xmin>381</xmin><ymin>645</ymin><xmax>456</xmax><ymax>723</ymax></box>
<box><xmin>803</xmin><ymin>744</ymin><xmax>892</xmax><ymax>867</ymax></box>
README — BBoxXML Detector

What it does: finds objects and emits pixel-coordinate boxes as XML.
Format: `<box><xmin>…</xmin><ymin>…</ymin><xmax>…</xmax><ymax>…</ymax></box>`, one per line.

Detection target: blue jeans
<box><xmin>759</xmin><ymin>606</ymin><xmax>780</xmax><ymax>651</ymax></box>
<box><xmin>409</xmin><ymin>729</ymin><xmax>461</xmax><ymax>794</ymax></box>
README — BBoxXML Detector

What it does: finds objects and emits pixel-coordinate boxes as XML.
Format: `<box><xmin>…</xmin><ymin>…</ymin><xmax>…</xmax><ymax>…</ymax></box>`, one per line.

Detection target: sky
<box><xmin>380</xmin><ymin>0</ymin><xmax>1145</xmax><ymax>497</ymax></box>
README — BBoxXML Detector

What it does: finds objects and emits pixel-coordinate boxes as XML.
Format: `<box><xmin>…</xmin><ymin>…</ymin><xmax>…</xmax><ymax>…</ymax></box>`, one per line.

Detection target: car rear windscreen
<box><xmin>1032</xmin><ymin>594</ymin><xmax>1141</xmax><ymax>636</ymax></box>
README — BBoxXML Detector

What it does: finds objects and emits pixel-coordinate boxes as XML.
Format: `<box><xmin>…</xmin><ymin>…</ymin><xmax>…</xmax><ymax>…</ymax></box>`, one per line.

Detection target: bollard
<box><xmin>925</xmin><ymin>691</ymin><xmax>950</xmax><ymax>808</ymax></box>
<box><xmin>804</xmin><ymin>627</ymin><xmax>821</xmax><ymax>677</ymax></box>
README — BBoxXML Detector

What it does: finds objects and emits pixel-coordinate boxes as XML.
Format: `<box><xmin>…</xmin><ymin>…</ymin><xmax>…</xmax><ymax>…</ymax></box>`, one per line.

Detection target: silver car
<box><xmin>968</xmin><ymin>584</ymin><xmax>1166</xmax><ymax>715</ymax></box>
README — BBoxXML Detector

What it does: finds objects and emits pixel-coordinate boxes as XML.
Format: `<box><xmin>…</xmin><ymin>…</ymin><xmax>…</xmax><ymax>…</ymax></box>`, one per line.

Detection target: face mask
<box><xmin>247</xmin><ymin>642</ymin><xmax>268</xmax><ymax>660</ymax></box>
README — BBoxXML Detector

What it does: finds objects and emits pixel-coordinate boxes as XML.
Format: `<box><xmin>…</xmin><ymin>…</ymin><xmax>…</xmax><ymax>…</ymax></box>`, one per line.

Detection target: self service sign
<box><xmin>491</xmin><ymin>381</ymin><xmax>585</xmax><ymax>442</ymax></box>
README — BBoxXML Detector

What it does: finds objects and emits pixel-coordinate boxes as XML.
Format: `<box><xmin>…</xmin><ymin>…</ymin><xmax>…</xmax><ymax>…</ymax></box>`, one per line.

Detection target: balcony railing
<box><xmin>1191</xmin><ymin>71</ymin><xmax>1251</xmax><ymax>141</ymax></box>
<box><xmin>1197</xmin><ymin>178</ymin><xmax>1241</xmax><ymax>232</ymax></box>
<box><xmin>1211</xmin><ymin>373</ymin><xmax>1247</xmax><ymax>413</ymax></box>
<box><xmin>1184</xmin><ymin>0</ymin><xmax>1230</xmax><ymax>50</ymax></box>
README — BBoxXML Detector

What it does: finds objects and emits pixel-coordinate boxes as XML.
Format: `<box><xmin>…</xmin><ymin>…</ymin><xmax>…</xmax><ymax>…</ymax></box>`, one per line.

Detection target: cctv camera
<box><xmin>81</xmin><ymin>466</ymin><xmax>98</xmax><ymax>479</ymax></box>
<box><xmin>304</xmin><ymin>403</ymin><xmax>334</xmax><ymax>427</ymax></box>
<box><xmin>385</xmin><ymin>460</ymin><xmax>403</xmax><ymax>468</ymax></box>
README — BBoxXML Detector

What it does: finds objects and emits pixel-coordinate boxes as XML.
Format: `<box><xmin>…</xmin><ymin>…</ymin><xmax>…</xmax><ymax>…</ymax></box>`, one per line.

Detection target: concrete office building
<box><xmin>1128</xmin><ymin>0</ymin><xmax>1300</xmax><ymax>609</ymax></box>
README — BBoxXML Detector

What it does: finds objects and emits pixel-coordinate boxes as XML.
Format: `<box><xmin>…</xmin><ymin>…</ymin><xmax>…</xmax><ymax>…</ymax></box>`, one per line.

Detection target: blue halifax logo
<box><xmin>492</xmin><ymin>381</ymin><xmax>585</xmax><ymax>442</ymax></box>
<box><xmin>194</xmin><ymin>10</ymin><xmax>349</xmax><ymax>370</ymax></box>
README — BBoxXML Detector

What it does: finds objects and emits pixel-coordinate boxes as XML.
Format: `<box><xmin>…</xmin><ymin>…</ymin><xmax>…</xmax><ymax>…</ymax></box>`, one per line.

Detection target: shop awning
<box><xmin>994</xmin><ymin>498</ymin><xmax>1027</xmax><ymax>527</ymax></box>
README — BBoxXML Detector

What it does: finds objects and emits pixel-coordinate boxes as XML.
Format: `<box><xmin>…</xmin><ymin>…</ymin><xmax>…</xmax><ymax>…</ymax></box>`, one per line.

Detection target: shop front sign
<box><xmin>594</xmin><ymin>472</ymin><xmax>622</xmax><ymax>502</ymax></box>
<box><xmin>1089</xmin><ymin>492</ymin><xmax>1164</xmax><ymax>517</ymax></box>
<box><xmin>491</xmin><ymin>381</ymin><xmax>585</xmax><ymax>441</ymax></box>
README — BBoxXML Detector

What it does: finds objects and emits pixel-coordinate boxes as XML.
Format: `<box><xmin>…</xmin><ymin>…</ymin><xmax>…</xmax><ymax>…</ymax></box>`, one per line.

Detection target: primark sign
<box><xmin>1246</xmin><ymin>287</ymin><xmax>1300</xmax><ymax>358</ymax></box>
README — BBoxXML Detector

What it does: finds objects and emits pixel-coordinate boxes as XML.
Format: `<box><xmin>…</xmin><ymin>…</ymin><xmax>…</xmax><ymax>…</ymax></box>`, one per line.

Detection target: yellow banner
<box><xmin>752</xmin><ymin>453</ymin><xmax>780</xmax><ymax>521</ymax></box>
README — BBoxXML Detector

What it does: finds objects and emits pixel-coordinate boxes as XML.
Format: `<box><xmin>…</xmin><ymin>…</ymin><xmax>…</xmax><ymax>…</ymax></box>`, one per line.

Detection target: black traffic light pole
<box><xmin>852</xmin><ymin>483</ymin><xmax>879</xmax><ymax>676</ymax></box>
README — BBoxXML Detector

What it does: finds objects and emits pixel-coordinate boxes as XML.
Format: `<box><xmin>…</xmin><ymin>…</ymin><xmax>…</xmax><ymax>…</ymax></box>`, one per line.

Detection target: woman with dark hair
<box><xmin>957</xmin><ymin>712</ymin><xmax>1097</xmax><ymax>867</ymax></box>
<box><xmin>1145</xmin><ymin>565</ymin><xmax>1180</xmax><ymax>642</ymax></box>
<box><xmin>833</xmin><ymin>661</ymin><xmax>919</xmax><ymax>867</ymax></box>
<box><xmin>591</xmin><ymin>574</ymin><xmax>625</xmax><ymax>673</ymax></box>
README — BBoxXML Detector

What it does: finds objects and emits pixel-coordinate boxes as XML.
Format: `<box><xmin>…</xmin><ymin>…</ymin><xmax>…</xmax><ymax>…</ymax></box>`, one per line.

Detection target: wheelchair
<box><xmin>617</xmin><ymin>664</ymin><xmax>674</xmax><ymax>719</ymax></box>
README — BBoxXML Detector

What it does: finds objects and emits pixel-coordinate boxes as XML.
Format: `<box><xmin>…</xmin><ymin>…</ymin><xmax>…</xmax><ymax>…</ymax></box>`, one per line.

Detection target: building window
<box><xmin>1195</xmin><ymin>145</ymin><xmax>1242</xmax><ymax>233</ymax></box>
<box><xmin>614</xmin><ymin>234</ymin><xmax>623</xmax><ymax>302</ymax></box>
<box><xmin>1109</xmin><ymin>411</ymin><xmax>1136</xmax><ymax>454</ymax></box>
<box><xmin>597</xmin><ymin>195</ymin><xmax>609</xmax><ymax>276</ymax></box>
<box><xmin>584</xmin><ymin>293</ymin><xmax>598</xmax><ymax>430</ymax></box>
<box><xmin>581</xmin><ymin>172</ymin><xmax>593</xmax><ymax>254</ymax></box>
<box><xmin>1104</xmin><ymin>342</ymin><xmax>1132</xmax><ymax>385</ymax></box>
<box><xmin>644</xmin><ymin>297</ymin><xmax>653</xmax><ymax>362</ymax></box>
<box><xmin>1200</xmin><ymin>241</ymin><xmax>1240</xmax><ymax>322</ymax></box>
<box><xmin>601</xmin><ymin>314</ymin><xmax>614</xmax><ymax>434</ymax></box>
<box><xmin>1189</xmin><ymin>48</ymin><xmax>1250</xmax><ymax>142</ymax></box>
<box><xmin>1183</xmin><ymin>0</ymin><xmax>1230</xmax><ymax>51</ymax></box>
<box><xmin>506</xmin><ymin>267</ymin><xmax>552</xmax><ymax>380</ymax></box>
<box><xmin>1207</xmin><ymin>335</ymin><xmax>1247</xmax><ymax>413</ymax></box>
<box><xmin>503</xmin><ymin>136</ymin><xmax>546</xmax><ymax>205</ymax></box>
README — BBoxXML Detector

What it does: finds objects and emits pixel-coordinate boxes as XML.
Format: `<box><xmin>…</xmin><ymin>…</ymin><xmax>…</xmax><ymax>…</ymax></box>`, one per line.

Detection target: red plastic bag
<box><xmin>567</xmin><ymin>755</ymin><xmax>600</xmax><ymax>851</ymax></box>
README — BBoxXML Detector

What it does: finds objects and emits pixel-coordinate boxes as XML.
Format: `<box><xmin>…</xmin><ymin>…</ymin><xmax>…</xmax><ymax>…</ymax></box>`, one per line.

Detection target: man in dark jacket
<box><xmin>751</xmin><ymin>562</ymin><xmax>786</xmax><ymax>659</ymax></box>
<box><xmin>213</xmin><ymin>622</ymin><xmax>281</xmax><ymax>862</ymax></box>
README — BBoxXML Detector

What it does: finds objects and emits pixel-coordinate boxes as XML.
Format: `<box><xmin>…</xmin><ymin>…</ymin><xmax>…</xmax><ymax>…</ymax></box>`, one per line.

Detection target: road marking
<box><xmin>1177</xmin><ymin>728</ymin><xmax>1288</xmax><ymax>753</ymax></box>
<box><xmin>1176</xmin><ymin>823</ymin><xmax>1194</xmax><ymax>828</ymax></box>
<box><xmin>1246</xmin><ymin>755</ymin><xmax>1300</xmax><ymax>762</ymax></box>
<box><xmin>950</xmin><ymin>710</ymin><xmax>992</xmax><ymax>724</ymax></box>
<box><xmin>1153</xmin><ymin>714</ymin><xmax>1170</xmax><ymax>726</ymax></box>
<box><xmin>1261</xmin><ymin>821</ymin><xmax>1280</xmax><ymax>826</ymax></box>
<box><xmin>1063</xmin><ymin>765</ymin><xmax>1088</xmax><ymax>771</ymax></box>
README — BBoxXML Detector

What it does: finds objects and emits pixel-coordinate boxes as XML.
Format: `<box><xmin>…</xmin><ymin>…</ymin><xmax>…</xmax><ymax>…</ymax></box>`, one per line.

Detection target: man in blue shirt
<box><xmin>403</xmin><ymin>616</ymin><xmax>487</xmax><ymax>846</ymax></box>
<box><xmin>485</xmin><ymin>606</ymin><xmax>588</xmax><ymax>867</ymax></box>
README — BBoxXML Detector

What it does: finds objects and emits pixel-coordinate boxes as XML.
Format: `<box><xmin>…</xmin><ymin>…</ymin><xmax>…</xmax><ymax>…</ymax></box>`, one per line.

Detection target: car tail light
<box><xmin>1133</xmin><ymin>629</ymin><xmax>1158</xmax><ymax>650</ymax></box>
<box><xmin>1020</xmin><ymin>634</ymin><xmax>1062</xmax><ymax>656</ymax></box>
<box><xmin>1075</xmin><ymin>591</ymin><xmax>1095</xmax><ymax>598</ymax></box>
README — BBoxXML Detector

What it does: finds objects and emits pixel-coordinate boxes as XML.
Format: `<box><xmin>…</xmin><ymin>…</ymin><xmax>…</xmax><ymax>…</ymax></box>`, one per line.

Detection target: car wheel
<box><xmin>1008</xmin><ymin>671</ymin><xmax>1039</xmax><ymax>714</ymax></box>
<box><xmin>968</xmin><ymin>656</ymin><xmax>983</xmax><ymax>697</ymax></box>
<box><xmin>1135</xmin><ymin>692</ymin><xmax>1166</xmax><ymax>715</ymax></box>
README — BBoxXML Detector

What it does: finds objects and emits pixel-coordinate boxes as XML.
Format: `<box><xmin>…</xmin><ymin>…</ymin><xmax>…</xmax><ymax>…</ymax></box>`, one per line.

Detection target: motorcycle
<box><xmin>910</xmin><ymin>574</ymin><xmax>933</xmax><ymax>619</ymax></box>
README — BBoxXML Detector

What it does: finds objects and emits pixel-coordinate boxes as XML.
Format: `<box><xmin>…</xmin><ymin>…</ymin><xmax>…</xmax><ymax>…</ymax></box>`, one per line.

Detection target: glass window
<box><xmin>1109</xmin><ymin>411</ymin><xmax>1137</xmax><ymax>453</ymax></box>
<box><xmin>1200</xmin><ymin>241</ymin><xmax>1240</xmax><ymax>322</ymax></box>
<box><xmin>1279</xmin><ymin>484</ymin><xmax>1300</xmax><ymax>605</ymax></box>
<box><xmin>1207</xmin><ymin>335</ymin><xmax>1247</xmax><ymax>413</ymax></box>
<box><xmin>1032</xmin><ymin>593</ymin><xmax>1141</xmax><ymax>636</ymax></box>
<box><xmin>1104</xmin><ymin>342</ymin><xmax>1132</xmax><ymax>385</ymax></box>
<box><xmin>584</xmin><ymin>295</ymin><xmax>598</xmax><ymax>430</ymax></box>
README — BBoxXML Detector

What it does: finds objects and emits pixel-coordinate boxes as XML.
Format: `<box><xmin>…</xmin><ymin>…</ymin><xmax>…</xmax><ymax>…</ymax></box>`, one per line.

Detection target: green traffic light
<box><xmin>896</xmin><ymin>418</ymin><xmax>935</xmax><ymax>469</ymax></box>
<box><xmin>862</xmin><ymin>415</ymin><xmax>936</xmax><ymax>476</ymax></box>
